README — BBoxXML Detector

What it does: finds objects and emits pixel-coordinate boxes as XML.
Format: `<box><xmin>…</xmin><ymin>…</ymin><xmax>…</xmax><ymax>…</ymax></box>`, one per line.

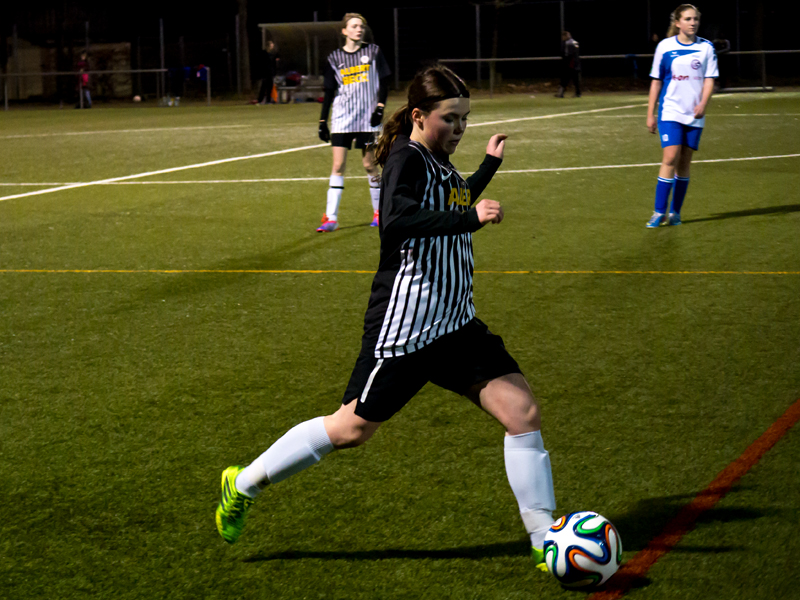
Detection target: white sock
<box><xmin>235</xmin><ymin>416</ymin><xmax>334</xmax><ymax>498</ymax></box>
<box><xmin>504</xmin><ymin>430</ymin><xmax>556</xmax><ymax>548</ymax></box>
<box><xmin>326</xmin><ymin>175</ymin><xmax>344</xmax><ymax>221</ymax></box>
<box><xmin>368</xmin><ymin>174</ymin><xmax>381</xmax><ymax>212</ymax></box>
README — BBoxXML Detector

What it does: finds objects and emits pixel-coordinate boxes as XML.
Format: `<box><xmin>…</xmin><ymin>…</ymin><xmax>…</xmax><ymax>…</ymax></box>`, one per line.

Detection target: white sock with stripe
<box><xmin>369</xmin><ymin>174</ymin><xmax>381</xmax><ymax>212</ymax></box>
<box><xmin>504</xmin><ymin>430</ymin><xmax>556</xmax><ymax>548</ymax></box>
<box><xmin>235</xmin><ymin>416</ymin><xmax>333</xmax><ymax>498</ymax></box>
<box><xmin>326</xmin><ymin>175</ymin><xmax>344</xmax><ymax>221</ymax></box>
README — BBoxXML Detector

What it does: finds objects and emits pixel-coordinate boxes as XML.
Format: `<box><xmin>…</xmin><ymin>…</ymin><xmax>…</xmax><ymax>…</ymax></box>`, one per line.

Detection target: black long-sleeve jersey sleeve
<box><xmin>359</xmin><ymin>136</ymin><xmax>502</xmax><ymax>356</ymax></box>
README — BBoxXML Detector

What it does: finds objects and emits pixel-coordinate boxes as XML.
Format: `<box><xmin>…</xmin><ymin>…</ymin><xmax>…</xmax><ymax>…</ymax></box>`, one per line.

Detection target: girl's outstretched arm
<box><xmin>466</xmin><ymin>134</ymin><xmax>507</xmax><ymax>199</ymax></box>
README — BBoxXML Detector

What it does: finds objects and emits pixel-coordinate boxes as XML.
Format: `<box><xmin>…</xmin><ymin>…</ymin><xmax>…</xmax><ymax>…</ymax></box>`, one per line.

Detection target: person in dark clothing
<box><xmin>76</xmin><ymin>51</ymin><xmax>92</xmax><ymax>108</ymax></box>
<box><xmin>257</xmin><ymin>40</ymin><xmax>279</xmax><ymax>104</ymax></box>
<box><xmin>556</xmin><ymin>31</ymin><xmax>581</xmax><ymax>98</ymax></box>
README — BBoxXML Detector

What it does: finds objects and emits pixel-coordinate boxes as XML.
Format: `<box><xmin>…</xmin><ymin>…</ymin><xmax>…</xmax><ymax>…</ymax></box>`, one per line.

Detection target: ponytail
<box><xmin>374</xmin><ymin>105</ymin><xmax>412</xmax><ymax>167</ymax></box>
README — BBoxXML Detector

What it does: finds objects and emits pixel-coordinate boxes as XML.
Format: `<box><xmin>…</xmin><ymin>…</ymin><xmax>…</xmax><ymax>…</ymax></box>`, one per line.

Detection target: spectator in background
<box><xmin>650</xmin><ymin>33</ymin><xmax>661</xmax><ymax>54</ymax></box>
<box><xmin>257</xmin><ymin>40</ymin><xmax>279</xmax><ymax>105</ymax></box>
<box><xmin>556</xmin><ymin>31</ymin><xmax>581</xmax><ymax>98</ymax></box>
<box><xmin>76</xmin><ymin>51</ymin><xmax>92</xmax><ymax>108</ymax></box>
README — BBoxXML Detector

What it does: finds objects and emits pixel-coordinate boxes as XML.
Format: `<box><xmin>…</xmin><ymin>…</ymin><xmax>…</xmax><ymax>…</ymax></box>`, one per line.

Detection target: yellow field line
<box><xmin>1</xmin><ymin>269</ymin><xmax>798</xmax><ymax>275</ymax></box>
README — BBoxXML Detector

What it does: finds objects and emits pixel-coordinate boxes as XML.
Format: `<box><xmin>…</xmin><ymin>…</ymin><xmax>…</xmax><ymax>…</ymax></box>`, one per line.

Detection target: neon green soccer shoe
<box><xmin>215</xmin><ymin>465</ymin><xmax>254</xmax><ymax>544</ymax></box>
<box><xmin>532</xmin><ymin>546</ymin><xmax>548</xmax><ymax>572</ymax></box>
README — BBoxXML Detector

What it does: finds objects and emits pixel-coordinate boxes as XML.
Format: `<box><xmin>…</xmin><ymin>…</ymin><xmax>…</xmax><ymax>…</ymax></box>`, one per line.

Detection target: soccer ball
<box><xmin>543</xmin><ymin>511</ymin><xmax>622</xmax><ymax>588</ymax></box>
<box><xmin>133</xmin><ymin>95</ymin><xmax>142</xmax><ymax>102</ymax></box>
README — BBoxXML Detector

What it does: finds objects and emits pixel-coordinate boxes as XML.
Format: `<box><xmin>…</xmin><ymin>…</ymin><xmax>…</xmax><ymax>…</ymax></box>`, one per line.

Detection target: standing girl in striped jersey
<box><xmin>217</xmin><ymin>65</ymin><xmax>556</xmax><ymax>570</ymax></box>
<box><xmin>646</xmin><ymin>4</ymin><xmax>717</xmax><ymax>227</ymax></box>
<box><xmin>317</xmin><ymin>13</ymin><xmax>392</xmax><ymax>232</ymax></box>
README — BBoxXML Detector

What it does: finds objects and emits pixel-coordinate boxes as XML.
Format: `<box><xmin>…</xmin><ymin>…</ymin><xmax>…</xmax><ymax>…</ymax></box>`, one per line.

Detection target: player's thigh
<box><xmin>341</xmin><ymin>351</ymin><xmax>430</xmax><ymax>423</ymax></box>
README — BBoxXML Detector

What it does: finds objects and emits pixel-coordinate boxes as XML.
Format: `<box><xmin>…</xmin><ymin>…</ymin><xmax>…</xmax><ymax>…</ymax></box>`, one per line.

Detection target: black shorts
<box><xmin>341</xmin><ymin>318</ymin><xmax>522</xmax><ymax>422</ymax></box>
<box><xmin>331</xmin><ymin>132</ymin><xmax>376</xmax><ymax>150</ymax></box>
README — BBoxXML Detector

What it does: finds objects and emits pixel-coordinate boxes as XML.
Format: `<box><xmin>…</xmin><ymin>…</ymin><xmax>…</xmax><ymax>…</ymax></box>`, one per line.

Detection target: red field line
<box><xmin>590</xmin><ymin>397</ymin><xmax>800</xmax><ymax>600</ymax></box>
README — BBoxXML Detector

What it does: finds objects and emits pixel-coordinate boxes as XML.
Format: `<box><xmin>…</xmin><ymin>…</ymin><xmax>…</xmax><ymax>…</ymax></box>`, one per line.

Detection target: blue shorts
<box><xmin>659</xmin><ymin>121</ymin><xmax>703</xmax><ymax>150</ymax></box>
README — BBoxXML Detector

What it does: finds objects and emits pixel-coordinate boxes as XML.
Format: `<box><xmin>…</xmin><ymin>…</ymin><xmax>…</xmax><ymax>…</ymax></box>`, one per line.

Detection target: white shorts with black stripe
<box><xmin>341</xmin><ymin>318</ymin><xmax>522</xmax><ymax>422</ymax></box>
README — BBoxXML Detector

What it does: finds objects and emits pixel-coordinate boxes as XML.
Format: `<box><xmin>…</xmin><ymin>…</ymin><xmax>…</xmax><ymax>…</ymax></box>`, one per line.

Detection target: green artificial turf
<box><xmin>1</xmin><ymin>91</ymin><xmax>799</xmax><ymax>599</ymax></box>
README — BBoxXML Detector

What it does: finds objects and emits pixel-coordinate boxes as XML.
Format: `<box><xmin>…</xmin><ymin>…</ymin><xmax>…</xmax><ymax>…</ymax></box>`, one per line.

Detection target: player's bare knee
<box><xmin>505</xmin><ymin>402</ymin><xmax>541</xmax><ymax>435</ymax></box>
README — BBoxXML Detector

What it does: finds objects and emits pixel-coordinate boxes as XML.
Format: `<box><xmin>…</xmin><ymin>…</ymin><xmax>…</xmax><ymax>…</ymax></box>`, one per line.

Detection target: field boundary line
<box><xmin>3</xmin><ymin>153</ymin><xmax>797</xmax><ymax>188</ymax></box>
<box><xmin>0</xmin><ymin>102</ymin><xmax>645</xmax><ymax>201</ymax></box>
<box><xmin>470</xmin><ymin>103</ymin><xmax>648</xmax><ymax>127</ymax></box>
<box><xmin>0</xmin><ymin>143</ymin><xmax>328</xmax><ymax>203</ymax></box>
<box><xmin>2</xmin><ymin>269</ymin><xmax>799</xmax><ymax>275</ymax></box>
<box><xmin>589</xmin><ymin>397</ymin><xmax>800</xmax><ymax>600</ymax></box>
<box><xmin>0</xmin><ymin>124</ymin><xmax>250</xmax><ymax>140</ymax></box>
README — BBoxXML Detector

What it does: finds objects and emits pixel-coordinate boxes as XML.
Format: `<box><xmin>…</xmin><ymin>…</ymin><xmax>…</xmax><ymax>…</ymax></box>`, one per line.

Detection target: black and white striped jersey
<box><xmin>324</xmin><ymin>43</ymin><xmax>391</xmax><ymax>133</ymax></box>
<box><xmin>360</xmin><ymin>135</ymin><xmax>502</xmax><ymax>358</ymax></box>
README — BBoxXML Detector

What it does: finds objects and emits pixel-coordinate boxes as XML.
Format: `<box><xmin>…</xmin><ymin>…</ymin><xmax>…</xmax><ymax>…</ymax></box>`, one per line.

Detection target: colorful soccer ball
<box><xmin>543</xmin><ymin>511</ymin><xmax>622</xmax><ymax>588</ymax></box>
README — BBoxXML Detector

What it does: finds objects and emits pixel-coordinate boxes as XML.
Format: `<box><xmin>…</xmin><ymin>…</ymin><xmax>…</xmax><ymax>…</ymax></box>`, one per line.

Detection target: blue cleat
<box><xmin>370</xmin><ymin>210</ymin><xmax>379</xmax><ymax>227</ymax></box>
<box><xmin>646</xmin><ymin>212</ymin><xmax>665</xmax><ymax>228</ymax></box>
<box><xmin>316</xmin><ymin>215</ymin><xmax>339</xmax><ymax>232</ymax></box>
<box><xmin>668</xmin><ymin>212</ymin><xmax>682</xmax><ymax>226</ymax></box>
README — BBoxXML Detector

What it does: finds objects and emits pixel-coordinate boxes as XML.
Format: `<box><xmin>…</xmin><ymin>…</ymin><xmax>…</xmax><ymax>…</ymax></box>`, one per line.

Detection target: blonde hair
<box><xmin>667</xmin><ymin>4</ymin><xmax>701</xmax><ymax>37</ymax></box>
<box><xmin>341</xmin><ymin>13</ymin><xmax>367</xmax><ymax>29</ymax></box>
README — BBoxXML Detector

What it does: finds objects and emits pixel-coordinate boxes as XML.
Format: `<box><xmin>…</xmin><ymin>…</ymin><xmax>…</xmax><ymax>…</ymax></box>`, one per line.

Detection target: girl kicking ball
<box><xmin>217</xmin><ymin>65</ymin><xmax>556</xmax><ymax>571</ymax></box>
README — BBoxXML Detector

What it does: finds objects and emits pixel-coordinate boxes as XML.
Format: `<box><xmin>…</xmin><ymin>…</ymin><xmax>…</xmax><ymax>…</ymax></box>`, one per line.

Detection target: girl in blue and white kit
<box><xmin>646</xmin><ymin>4</ymin><xmax>718</xmax><ymax>228</ymax></box>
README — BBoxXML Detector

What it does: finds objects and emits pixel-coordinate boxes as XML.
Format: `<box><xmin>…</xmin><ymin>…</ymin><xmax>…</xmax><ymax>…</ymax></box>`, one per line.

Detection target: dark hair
<box><xmin>374</xmin><ymin>64</ymin><xmax>470</xmax><ymax>167</ymax></box>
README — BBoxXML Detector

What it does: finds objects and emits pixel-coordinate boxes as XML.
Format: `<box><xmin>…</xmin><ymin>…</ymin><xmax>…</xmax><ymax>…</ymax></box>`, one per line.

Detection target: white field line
<box><xmin>598</xmin><ymin>113</ymin><xmax>800</xmax><ymax>117</ymax></box>
<box><xmin>0</xmin><ymin>124</ymin><xmax>251</xmax><ymax>140</ymax></box>
<box><xmin>3</xmin><ymin>102</ymin><xmax>798</xmax><ymax>200</ymax></box>
<box><xmin>469</xmin><ymin>103</ymin><xmax>647</xmax><ymax>127</ymax></box>
<box><xmin>3</xmin><ymin>153</ymin><xmax>798</xmax><ymax>187</ymax></box>
<box><xmin>0</xmin><ymin>143</ymin><xmax>328</xmax><ymax>202</ymax></box>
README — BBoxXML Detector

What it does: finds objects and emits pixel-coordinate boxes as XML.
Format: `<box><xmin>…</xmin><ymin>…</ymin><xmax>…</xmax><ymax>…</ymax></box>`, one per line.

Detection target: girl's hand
<box><xmin>647</xmin><ymin>114</ymin><xmax>658</xmax><ymax>134</ymax></box>
<box><xmin>694</xmin><ymin>102</ymin><xmax>707</xmax><ymax>119</ymax></box>
<box><xmin>476</xmin><ymin>199</ymin><xmax>504</xmax><ymax>225</ymax></box>
<box><xmin>486</xmin><ymin>134</ymin><xmax>508</xmax><ymax>159</ymax></box>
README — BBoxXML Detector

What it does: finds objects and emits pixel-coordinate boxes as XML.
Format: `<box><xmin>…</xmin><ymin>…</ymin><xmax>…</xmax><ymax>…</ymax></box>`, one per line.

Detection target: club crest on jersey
<box><xmin>691</xmin><ymin>59</ymin><xmax>702</xmax><ymax>70</ymax></box>
<box><xmin>360</xmin><ymin>55</ymin><xmax>370</xmax><ymax>64</ymax></box>
<box><xmin>448</xmin><ymin>187</ymin><xmax>471</xmax><ymax>207</ymax></box>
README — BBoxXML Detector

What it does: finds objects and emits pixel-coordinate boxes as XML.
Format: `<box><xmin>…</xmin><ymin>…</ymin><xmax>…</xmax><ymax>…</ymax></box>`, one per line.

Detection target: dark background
<box><xmin>1</xmin><ymin>0</ymin><xmax>792</xmax><ymax>95</ymax></box>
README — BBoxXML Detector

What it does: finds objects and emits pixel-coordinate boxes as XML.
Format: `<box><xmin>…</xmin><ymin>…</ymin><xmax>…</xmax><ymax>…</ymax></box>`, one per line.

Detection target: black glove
<box><xmin>370</xmin><ymin>105</ymin><xmax>384</xmax><ymax>127</ymax></box>
<box><xmin>318</xmin><ymin>121</ymin><xmax>330</xmax><ymax>142</ymax></box>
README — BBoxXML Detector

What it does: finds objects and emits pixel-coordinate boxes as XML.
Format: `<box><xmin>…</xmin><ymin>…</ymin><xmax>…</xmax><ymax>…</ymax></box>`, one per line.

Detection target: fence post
<box><xmin>160</xmin><ymin>18</ymin><xmax>166</xmax><ymax>100</ymax></box>
<box><xmin>489</xmin><ymin>60</ymin><xmax>495</xmax><ymax>98</ymax></box>
<box><xmin>393</xmin><ymin>8</ymin><xmax>400</xmax><ymax>91</ymax></box>
<box><xmin>475</xmin><ymin>4</ymin><xmax>481</xmax><ymax>89</ymax></box>
<box><xmin>207</xmin><ymin>66</ymin><xmax>211</xmax><ymax>106</ymax></box>
<box><xmin>761</xmin><ymin>51</ymin><xmax>767</xmax><ymax>89</ymax></box>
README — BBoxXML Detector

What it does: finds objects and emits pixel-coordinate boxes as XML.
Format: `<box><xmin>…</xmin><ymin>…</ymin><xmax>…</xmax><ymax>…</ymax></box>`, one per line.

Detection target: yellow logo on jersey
<box><xmin>447</xmin><ymin>187</ymin><xmax>471</xmax><ymax>207</ymax></box>
<box><xmin>341</xmin><ymin>64</ymin><xmax>370</xmax><ymax>85</ymax></box>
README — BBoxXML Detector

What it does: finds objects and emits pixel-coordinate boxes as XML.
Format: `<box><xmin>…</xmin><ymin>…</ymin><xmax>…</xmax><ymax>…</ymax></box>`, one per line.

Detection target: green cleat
<box><xmin>215</xmin><ymin>465</ymin><xmax>254</xmax><ymax>544</ymax></box>
<box><xmin>532</xmin><ymin>546</ymin><xmax>548</xmax><ymax>572</ymax></box>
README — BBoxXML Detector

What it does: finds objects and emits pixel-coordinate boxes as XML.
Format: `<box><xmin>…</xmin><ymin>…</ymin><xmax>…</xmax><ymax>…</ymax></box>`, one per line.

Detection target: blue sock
<box><xmin>672</xmin><ymin>177</ymin><xmax>689</xmax><ymax>214</ymax></box>
<box><xmin>654</xmin><ymin>177</ymin><xmax>674</xmax><ymax>213</ymax></box>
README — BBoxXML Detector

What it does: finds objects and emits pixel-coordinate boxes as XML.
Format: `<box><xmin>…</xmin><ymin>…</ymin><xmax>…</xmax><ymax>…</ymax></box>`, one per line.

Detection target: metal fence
<box><xmin>1</xmin><ymin>67</ymin><xmax>212</xmax><ymax>110</ymax></box>
<box><xmin>439</xmin><ymin>50</ymin><xmax>800</xmax><ymax>97</ymax></box>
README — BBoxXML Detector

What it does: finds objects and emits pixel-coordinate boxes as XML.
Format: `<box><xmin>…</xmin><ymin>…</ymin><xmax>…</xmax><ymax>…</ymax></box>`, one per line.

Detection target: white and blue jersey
<box><xmin>650</xmin><ymin>36</ymin><xmax>718</xmax><ymax>128</ymax></box>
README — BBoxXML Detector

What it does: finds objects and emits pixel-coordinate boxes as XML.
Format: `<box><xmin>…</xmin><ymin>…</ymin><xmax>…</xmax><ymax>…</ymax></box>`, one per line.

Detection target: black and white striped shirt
<box><xmin>325</xmin><ymin>43</ymin><xmax>391</xmax><ymax>133</ymax></box>
<box><xmin>361</xmin><ymin>136</ymin><xmax>502</xmax><ymax>358</ymax></box>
